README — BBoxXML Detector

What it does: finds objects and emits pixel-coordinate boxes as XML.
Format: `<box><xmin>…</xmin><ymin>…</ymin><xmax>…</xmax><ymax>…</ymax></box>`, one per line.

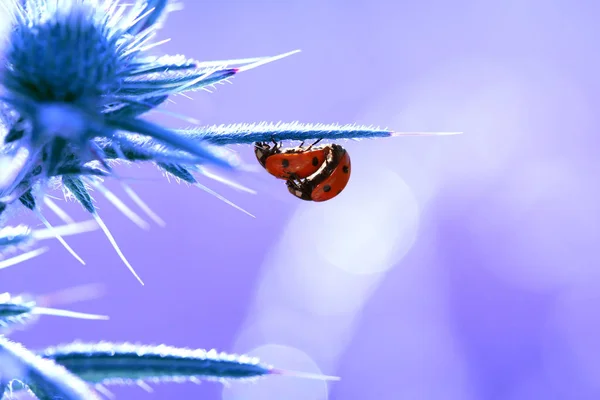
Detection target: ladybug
<box><xmin>286</xmin><ymin>143</ymin><xmax>351</xmax><ymax>202</ymax></box>
<box><xmin>254</xmin><ymin>139</ymin><xmax>330</xmax><ymax>180</ymax></box>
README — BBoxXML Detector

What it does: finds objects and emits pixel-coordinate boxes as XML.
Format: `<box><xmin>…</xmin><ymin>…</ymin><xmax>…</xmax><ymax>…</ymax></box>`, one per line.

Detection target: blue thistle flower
<box><xmin>0</xmin><ymin>0</ymin><xmax>231</xmax><ymax>179</ymax></box>
<box><xmin>0</xmin><ymin>1</ymin><xmax>463</xmax><ymax>398</ymax></box>
<box><xmin>0</xmin><ymin>0</ymin><xmax>460</xmax><ymax>281</ymax></box>
<box><xmin>0</xmin><ymin>0</ymin><xmax>288</xmax><ymax>282</ymax></box>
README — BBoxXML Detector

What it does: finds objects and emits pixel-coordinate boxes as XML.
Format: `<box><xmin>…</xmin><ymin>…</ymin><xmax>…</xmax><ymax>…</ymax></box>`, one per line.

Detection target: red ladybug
<box><xmin>286</xmin><ymin>143</ymin><xmax>351</xmax><ymax>202</ymax></box>
<box><xmin>254</xmin><ymin>139</ymin><xmax>330</xmax><ymax>180</ymax></box>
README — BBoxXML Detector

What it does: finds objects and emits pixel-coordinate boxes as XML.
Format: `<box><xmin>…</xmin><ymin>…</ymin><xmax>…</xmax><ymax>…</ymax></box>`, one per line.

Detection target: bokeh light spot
<box><xmin>287</xmin><ymin>166</ymin><xmax>419</xmax><ymax>275</ymax></box>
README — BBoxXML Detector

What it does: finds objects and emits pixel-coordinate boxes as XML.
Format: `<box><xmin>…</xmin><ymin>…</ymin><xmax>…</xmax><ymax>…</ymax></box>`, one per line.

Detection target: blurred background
<box><xmin>4</xmin><ymin>0</ymin><xmax>600</xmax><ymax>398</ymax></box>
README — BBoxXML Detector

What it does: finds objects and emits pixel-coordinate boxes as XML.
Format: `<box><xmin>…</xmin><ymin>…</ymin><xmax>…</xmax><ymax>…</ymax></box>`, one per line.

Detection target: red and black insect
<box><xmin>286</xmin><ymin>143</ymin><xmax>351</xmax><ymax>202</ymax></box>
<box><xmin>255</xmin><ymin>140</ymin><xmax>352</xmax><ymax>202</ymax></box>
<box><xmin>254</xmin><ymin>139</ymin><xmax>330</xmax><ymax>181</ymax></box>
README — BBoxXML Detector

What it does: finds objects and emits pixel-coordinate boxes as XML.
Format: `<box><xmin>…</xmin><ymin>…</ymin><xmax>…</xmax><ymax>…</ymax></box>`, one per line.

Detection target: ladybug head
<box><xmin>286</xmin><ymin>179</ymin><xmax>313</xmax><ymax>201</ymax></box>
<box><xmin>253</xmin><ymin>141</ymin><xmax>278</xmax><ymax>168</ymax></box>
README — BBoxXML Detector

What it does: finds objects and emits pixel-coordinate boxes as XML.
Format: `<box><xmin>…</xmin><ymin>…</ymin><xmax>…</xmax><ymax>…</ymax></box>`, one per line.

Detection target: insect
<box><xmin>286</xmin><ymin>143</ymin><xmax>351</xmax><ymax>202</ymax></box>
<box><xmin>254</xmin><ymin>139</ymin><xmax>329</xmax><ymax>180</ymax></box>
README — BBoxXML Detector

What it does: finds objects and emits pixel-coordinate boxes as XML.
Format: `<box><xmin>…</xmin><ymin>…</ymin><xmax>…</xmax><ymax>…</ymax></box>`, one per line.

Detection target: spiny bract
<box><xmin>0</xmin><ymin>0</ymin><xmax>458</xmax><ymax>398</ymax></box>
<box><xmin>0</xmin><ymin>0</ymin><xmax>457</xmax><ymax>282</ymax></box>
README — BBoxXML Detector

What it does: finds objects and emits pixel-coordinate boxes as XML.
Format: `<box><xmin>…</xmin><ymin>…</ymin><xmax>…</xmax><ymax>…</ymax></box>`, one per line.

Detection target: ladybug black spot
<box><xmin>282</xmin><ymin>159</ymin><xmax>290</xmax><ymax>168</ymax></box>
<box><xmin>342</xmin><ymin>165</ymin><xmax>349</xmax><ymax>173</ymax></box>
<box><xmin>312</xmin><ymin>156</ymin><xmax>319</xmax><ymax>166</ymax></box>
<box><xmin>323</xmin><ymin>185</ymin><xmax>331</xmax><ymax>192</ymax></box>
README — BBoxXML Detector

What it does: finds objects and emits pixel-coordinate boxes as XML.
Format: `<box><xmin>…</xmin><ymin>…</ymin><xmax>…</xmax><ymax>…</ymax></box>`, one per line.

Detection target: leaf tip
<box><xmin>269</xmin><ymin>368</ymin><xmax>341</xmax><ymax>382</ymax></box>
<box><xmin>389</xmin><ymin>131</ymin><xmax>464</xmax><ymax>137</ymax></box>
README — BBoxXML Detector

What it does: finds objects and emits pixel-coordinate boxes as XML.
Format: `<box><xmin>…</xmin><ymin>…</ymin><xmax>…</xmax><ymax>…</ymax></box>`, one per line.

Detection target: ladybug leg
<box><xmin>286</xmin><ymin>178</ymin><xmax>300</xmax><ymax>190</ymax></box>
<box><xmin>299</xmin><ymin>140</ymin><xmax>305</xmax><ymax>148</ymax></box>
<box><xmin>306</xmin><ymin>138</ymin><xmax>323</xmax><ymax>151</ymax></box>
<box><xmin>270</xmin><ymin>136</ymin><xmax>281</xmax><ymax>150</ymax></box>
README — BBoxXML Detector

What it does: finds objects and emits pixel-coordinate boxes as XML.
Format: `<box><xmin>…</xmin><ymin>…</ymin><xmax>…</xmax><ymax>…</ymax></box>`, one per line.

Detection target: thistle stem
<box><xmin>177</xmin><ymin>122</ymin><xmax>461</xmax><ymax>146</ymax></box>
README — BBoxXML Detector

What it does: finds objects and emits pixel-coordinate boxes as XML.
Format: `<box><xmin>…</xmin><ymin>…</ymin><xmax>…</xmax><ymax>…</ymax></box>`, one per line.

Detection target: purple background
<box><xmin>5</xmin><ymin>0</ymin><xmax>600</xmax><ymax>398</ymax></box>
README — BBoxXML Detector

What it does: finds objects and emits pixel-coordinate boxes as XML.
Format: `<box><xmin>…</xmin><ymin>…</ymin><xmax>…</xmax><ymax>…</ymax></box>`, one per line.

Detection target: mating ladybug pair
<box><xmin>254</xmin><ymin>139</ymin><xmax>351</xmax><ymax>202</ymax></box>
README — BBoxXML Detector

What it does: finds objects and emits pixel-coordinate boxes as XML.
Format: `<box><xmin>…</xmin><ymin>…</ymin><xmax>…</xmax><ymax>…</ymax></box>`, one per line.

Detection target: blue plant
<box><xmin>0</xmin><ymin>291</ymin><xmax>336</xmax><ymax>399</ymax></box>
<box><xmin>0</xmin><ymin>0</ymin><xmax>459</xmax><ymax>398</ymax></box>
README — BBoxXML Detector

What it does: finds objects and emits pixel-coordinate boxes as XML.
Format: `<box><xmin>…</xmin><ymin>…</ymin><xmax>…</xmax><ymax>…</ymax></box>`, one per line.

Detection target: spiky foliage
<box><xmin>0</xmin><ymin>0</ymin><xmax>458</xmax><ymax>398</ymax></box>
<box><xmin>0</xmin><ymin>0</ymin><xmax>458</xmax><ymax>281</ymax></box>
<box><xmin>0</xmin><ymin>287</ymin><xmax>337</xmax><ymax>399</ymax></box>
